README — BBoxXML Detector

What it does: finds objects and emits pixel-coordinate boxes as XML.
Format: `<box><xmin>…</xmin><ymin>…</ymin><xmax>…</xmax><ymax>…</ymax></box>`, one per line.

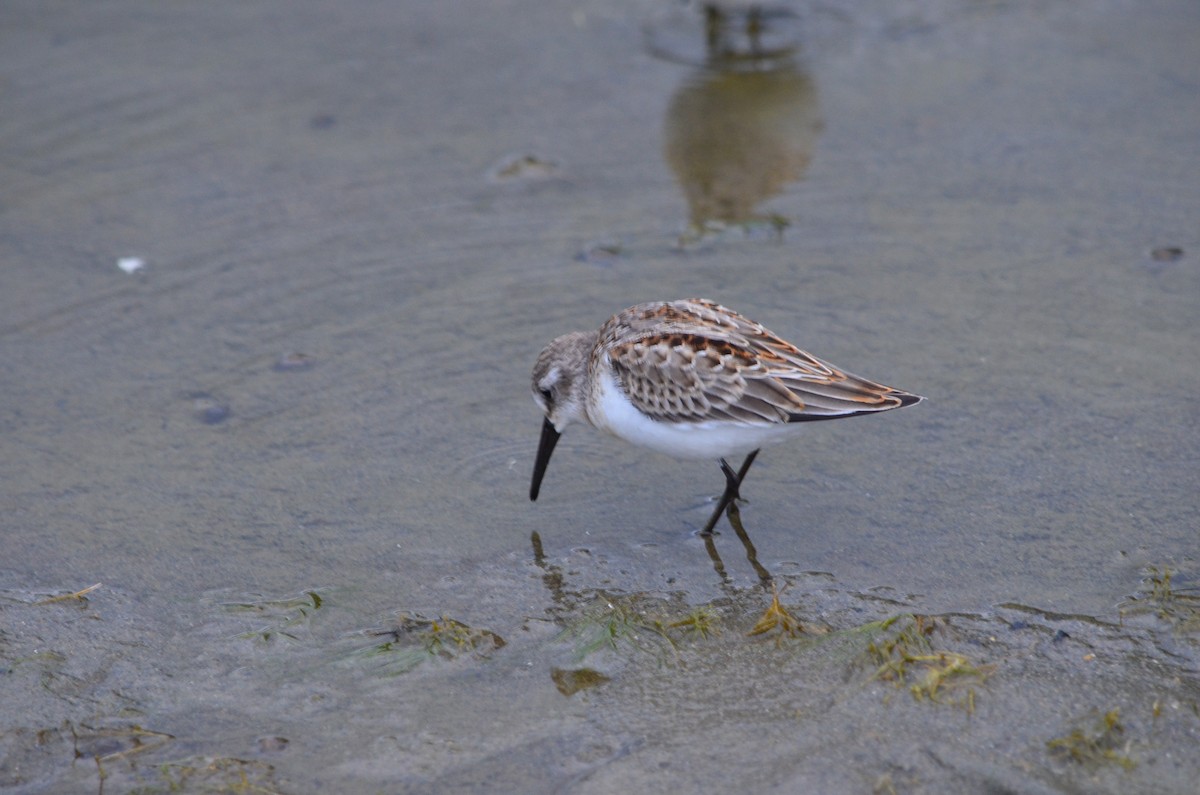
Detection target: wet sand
<box><xmin>2</xmin><ymin>0</ymin><xmax>1198</xmax><ymax>792</ymax></box>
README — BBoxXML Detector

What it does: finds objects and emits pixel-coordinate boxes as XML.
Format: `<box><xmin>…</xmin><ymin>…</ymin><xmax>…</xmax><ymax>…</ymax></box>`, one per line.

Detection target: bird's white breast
<box><xmin>589</xmin><ymin>362</ymin><xmax>797</xmax><ymax>460</ymax></box>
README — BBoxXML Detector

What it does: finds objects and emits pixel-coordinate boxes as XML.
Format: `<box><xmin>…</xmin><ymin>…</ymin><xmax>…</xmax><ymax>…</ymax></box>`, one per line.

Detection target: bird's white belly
<box><xmin>590</xmin><ymin>366</ymin><xmax>795</xmax><ymax>460</ymax></box>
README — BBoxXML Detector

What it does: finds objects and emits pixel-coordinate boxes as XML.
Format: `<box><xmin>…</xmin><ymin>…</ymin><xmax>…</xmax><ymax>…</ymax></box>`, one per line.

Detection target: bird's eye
<box><xmin>539</xmin><ymin>387</ymin><xmax>553</xmax><ymax>403</ymax></box>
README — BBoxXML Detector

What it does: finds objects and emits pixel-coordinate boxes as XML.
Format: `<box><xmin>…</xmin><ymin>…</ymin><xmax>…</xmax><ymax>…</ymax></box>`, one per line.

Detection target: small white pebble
<box><xmin>117</xmin><ymin>257</ymin><xmax>145</xmax><ymax>274</ymax></box>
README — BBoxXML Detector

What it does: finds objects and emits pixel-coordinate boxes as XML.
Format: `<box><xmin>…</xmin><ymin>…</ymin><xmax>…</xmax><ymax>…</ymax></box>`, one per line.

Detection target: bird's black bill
<box><xmin>529</xmin><ymin>417</ymin><xmax>561</xmax><ymax>501</ymax></box>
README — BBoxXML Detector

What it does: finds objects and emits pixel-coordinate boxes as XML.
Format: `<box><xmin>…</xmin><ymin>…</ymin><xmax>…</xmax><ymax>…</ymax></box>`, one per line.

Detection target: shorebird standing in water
<box><xmin>529</xmin><ymin>299</ymin><xmax>922</xmax><ymax>535</ymax></box>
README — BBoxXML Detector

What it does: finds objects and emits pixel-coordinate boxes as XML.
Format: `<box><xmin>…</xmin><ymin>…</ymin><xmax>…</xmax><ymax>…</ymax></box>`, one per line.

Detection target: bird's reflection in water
<box><xmin>702</xmin><ymin>500</ymin><xmax>773</xmax><ymax>586</ymax></box>
<box><xmin>660</xmin><ymin>4</ymin><xmax>822</xmax><ymax>242</ymax></box>
<box><xmin>529</xmin><ymin>530</ymin><xmax>572</xmax><ymax>607</ymax></box>
<box><xmin>531</xmin><ymin>516</ymin><xmax>771</xmax><ymax>605</ymax></box>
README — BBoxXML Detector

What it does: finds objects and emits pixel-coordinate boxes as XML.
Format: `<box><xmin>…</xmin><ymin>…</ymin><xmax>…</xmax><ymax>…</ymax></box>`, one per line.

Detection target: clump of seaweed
<box><xmin>221</xmin><ymin>591</ymin><xmax>326</xmax><ymax>643</ymax></box>
<box><xmin>67</xmin><ymin>721</ymin><xmax>175</xmax><ymax>765</ymax></box>
<box><xmin>137</xmin><ymin>756</ymin><xmax>283</xmax><ymax>794</ymax></box>
<box><xmin>351</xmin><ymin>614</ymin><xmax>505</xmax><ymax>676</ymax></box>
<box><xmin>747</xmin><ymin>584</ymin><xmax>825</xmax><ymax>645</ymax></box>
<box><xmin>550</xmin><ymin>667</ymin><xmax>611</xmax><ymax>696</ymax></box>
<box><xmin>1046</xmin><ymin>708</ymin><xmax>1136</xmax><ymax>770</ymax></box>
<box><xmin>1120</xmin><ymin>566</ymin><xmax>1200</xmax><ymax>633</ymax></box>
<box><xmin>557</xmin><ymin>593</ymin><xmax>721</xmax><ymax>662</ymax></box>
<box><xmin>667</xmin><ymin>605</ymin><xmax>722</xmax><ymax>640</ymax></box>
<box><xmin>862</xmin><ymin>614</ymin><xmax>993</xmax><ymax>712</ymax></box>
<box><xmin>34</xmin><ymin>583</ymin><xmax>103</xmax><ymax>606</ymax></box>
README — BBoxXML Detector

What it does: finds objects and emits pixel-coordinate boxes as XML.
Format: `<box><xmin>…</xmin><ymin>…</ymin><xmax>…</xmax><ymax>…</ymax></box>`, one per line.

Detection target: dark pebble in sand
<box><xmin>258</xmin><ymin>736</ymin><xmax>289</xmax><ymax>753</ymax></box>
<box><xmin>576</xmin><ymin>239</ymin><xmax>625</xmax><ymax>265</ymax></box>
<box><xmin>1150</xmin><ymin>246</ymin><xmax>1183</xmax><ymax>262</ymax></box>
<box><xmin>190</xmin><ymin>393</ymin><xmax>231</xmax><ymax>424</ymax></box>
<box><xmin>486</xmin><ymin>153</ymin><xmax>562</xmax><ymax>183</ymax></box>
<box><xmin>309</xmin><ymin>113</ymin><xmax>336</xmax><ymax>130</ymax></box>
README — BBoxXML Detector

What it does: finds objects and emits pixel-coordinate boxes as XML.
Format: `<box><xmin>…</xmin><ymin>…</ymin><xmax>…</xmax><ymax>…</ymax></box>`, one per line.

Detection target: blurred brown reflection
<box><xmin>662</xmin><ymin>5</ymin><xmax>821</xmax><ymax>237</ymax></box>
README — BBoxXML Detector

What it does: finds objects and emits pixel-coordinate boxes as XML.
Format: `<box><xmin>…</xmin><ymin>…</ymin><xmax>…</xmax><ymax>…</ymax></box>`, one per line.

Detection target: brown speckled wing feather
<box><xmin>600</xmin><ymin>299</ymin><xmax>918</xmax><ymax>424</ymax></box>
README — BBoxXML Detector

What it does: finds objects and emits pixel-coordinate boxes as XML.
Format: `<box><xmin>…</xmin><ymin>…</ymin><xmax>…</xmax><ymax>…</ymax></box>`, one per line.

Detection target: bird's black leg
<box><xmin>699</xmin><ymin>449</ymin><xmax>761</xmax><ymax>536</ymax></box>
<box><xmin>731</xmin><ymin>449</ymin><xmax>759</xmax><ymax>496</ymax></box>
<box><xmin>699</xmin><ymin>462</ymin><xmax>738</xmax><ymax>536</ymax></box>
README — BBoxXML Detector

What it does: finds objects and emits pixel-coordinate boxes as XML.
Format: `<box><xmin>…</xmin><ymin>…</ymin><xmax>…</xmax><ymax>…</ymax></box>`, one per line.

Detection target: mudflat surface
<box><xmin>2</xmin><ymin>1</ymin><xmax>1197</xmax><ymax>792</ymax></box>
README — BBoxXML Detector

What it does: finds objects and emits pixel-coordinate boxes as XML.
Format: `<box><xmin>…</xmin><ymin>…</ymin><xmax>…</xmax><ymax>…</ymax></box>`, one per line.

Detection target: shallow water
<box><xmin>2</xmin><ymin>0</ymin><xmax>1198</xmax><ymax>792</ymax></box>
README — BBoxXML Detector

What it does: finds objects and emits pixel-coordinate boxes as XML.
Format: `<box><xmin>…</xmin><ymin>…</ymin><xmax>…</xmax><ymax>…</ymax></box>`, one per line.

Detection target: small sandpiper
<box><xmin>530</xmin><ymin>298</ymin><xmax>922</xmax><ymax>534</ymax></box>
